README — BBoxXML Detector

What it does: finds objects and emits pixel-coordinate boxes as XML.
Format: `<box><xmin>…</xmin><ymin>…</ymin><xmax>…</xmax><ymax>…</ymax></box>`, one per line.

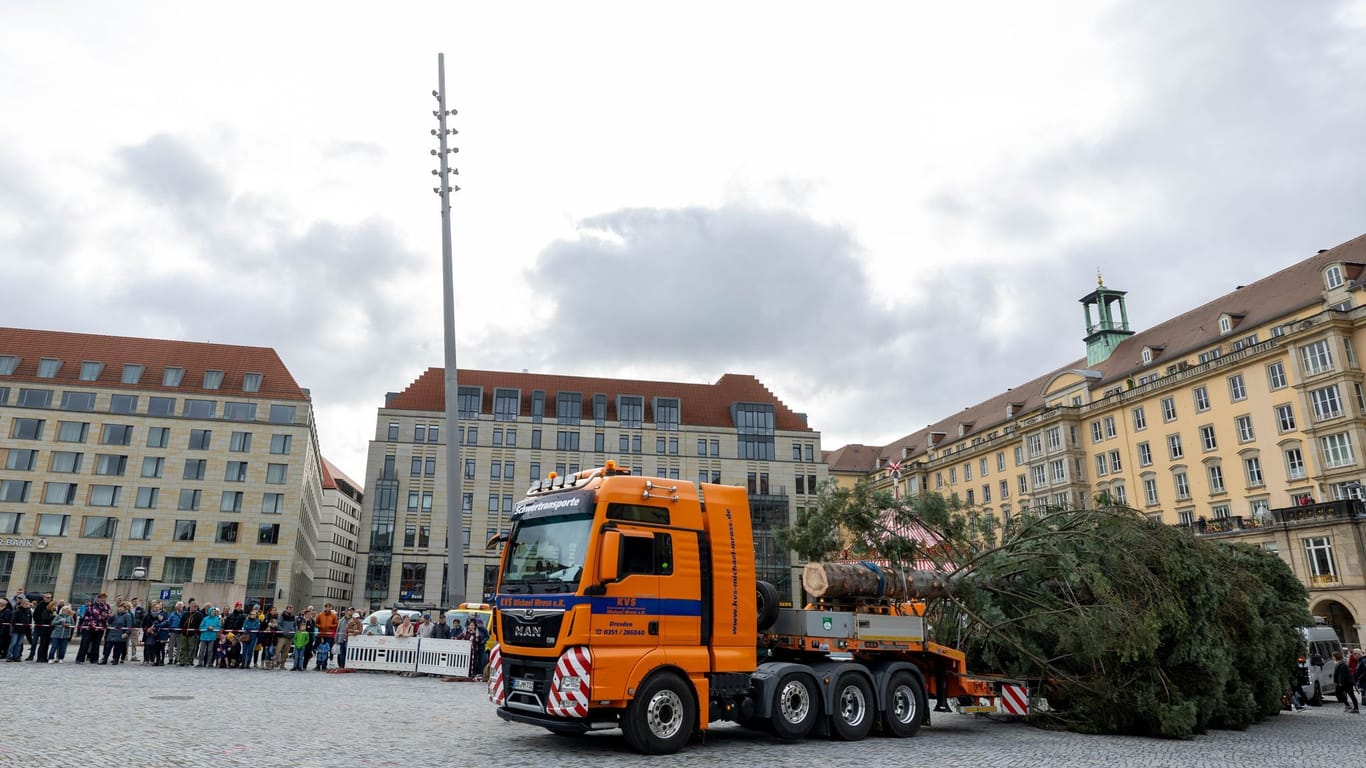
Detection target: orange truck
<box><xmin>487</xmin><ymin>463</ymin><xmax>1017</xmax><ymax>754</ymax></box>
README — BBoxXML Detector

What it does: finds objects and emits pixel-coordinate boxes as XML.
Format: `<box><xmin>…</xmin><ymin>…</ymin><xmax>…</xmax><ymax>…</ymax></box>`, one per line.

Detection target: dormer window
<box><xmin>243</xmin><ymin>373</ymin><xmax>263</xmax><ymax>393</ymax></box>
<box><xmin>1218</xmin><ymin>316</ymin><xmax>1232</xmax><ymax>334</ymax></box>
<box><xmin>1142</xmin><ymin>347</ymin><xmax>1153</xmax><ymax>364</ymax></box>
<box><xmin>0</xmin><ymin>355</ymin><xmax>18</xmax><ymax>375</ymax></box>
<box><xmin>204</xmin><ymin>370</ymin><xmax>224</xmax><ymax>390</ymax></box>
<box><xmin>163</xmin><ymin>367</ymin><xmax>185</xmax><ymax>387</ymax></box>
<box><xmin>1325</xmin><ymin>264</ymin><xmax>1344</xmax><ymax>290</ymax></box>
<box><xmin>37</xmin><ymin>358</ymin><xmax>61</xmax><ymax>378</ymax></box>
<box><xmin>121</xmin><ymin>364</ymin><xmax>144</xmax><ymax>384</ymax></box>
<box><xmin>79</xmin><ymin>361</ymin><xmax>104</xmax><ymax>381</ymax></box>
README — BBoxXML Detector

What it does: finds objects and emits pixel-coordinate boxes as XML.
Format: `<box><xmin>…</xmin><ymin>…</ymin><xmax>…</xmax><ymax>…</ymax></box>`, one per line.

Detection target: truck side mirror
<box><xmin>599</xmin><ymin>530</ymin><xmax>622</xmax><ymax>584</ymax></box>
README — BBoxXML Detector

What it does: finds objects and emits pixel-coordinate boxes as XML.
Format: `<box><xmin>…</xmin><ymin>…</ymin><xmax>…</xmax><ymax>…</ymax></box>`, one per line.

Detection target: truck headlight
<box><xmin>558</xmin><ymin>675</ymin><xmax>583</xmax><ymax>692</ymax></box>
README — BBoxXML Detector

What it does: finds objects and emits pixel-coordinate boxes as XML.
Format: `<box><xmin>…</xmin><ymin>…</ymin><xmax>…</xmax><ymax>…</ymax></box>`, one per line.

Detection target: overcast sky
<box><xmin>4</xmin><ymin>1</ymin><xmax>1366</xmax><ymax>481</ymax></box>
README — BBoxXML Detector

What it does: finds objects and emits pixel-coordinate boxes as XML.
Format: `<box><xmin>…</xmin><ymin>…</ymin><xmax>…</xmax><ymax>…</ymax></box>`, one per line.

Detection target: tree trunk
<box><xmin>802</xmin><ymin>562</ymin><xmax>957</xmax><ymax>600</ymax></box>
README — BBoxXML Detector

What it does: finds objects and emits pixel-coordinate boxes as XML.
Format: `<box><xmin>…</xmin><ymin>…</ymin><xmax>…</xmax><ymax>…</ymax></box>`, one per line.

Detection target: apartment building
<box><xmin>832</xmin><ymin>233</ymin><xmax>1366</xmax><ymax>644</ymax></box>
<box><xmin>314</xmin><ymin>457</ymin><xmax>363</xmax><ymax>606</ymax></box>
<box><xmin>357</xmin><ymin>369</ymin><xmax>823</xmax><ymax>609</ymax></box>
<box><xmin>0</xmin><ymin>328</ymin><xmax>324</xmax><ymax>608</ymax></box>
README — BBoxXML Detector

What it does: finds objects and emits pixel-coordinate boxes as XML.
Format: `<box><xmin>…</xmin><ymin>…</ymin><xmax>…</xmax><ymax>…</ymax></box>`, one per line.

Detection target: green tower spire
<box><xmin>1080</xmin><ymin>271</ymin><xmax>1134</xmax><ymax>366</ymax></box>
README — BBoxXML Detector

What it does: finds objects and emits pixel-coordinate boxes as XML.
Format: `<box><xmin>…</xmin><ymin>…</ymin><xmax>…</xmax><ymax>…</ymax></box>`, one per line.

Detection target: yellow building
<box><xmin>833</xmin><ymin>234</ymin><xmax>1366</xmax><ymax>644</ymax></box>
<box><xmin>0</xmin><ymin>328</ymin><xmax>325</xmax><ymax>607</ymax></box>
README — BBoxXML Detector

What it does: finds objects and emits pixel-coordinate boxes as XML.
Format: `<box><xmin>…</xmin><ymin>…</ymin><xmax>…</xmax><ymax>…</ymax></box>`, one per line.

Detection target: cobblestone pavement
<box><xmin>0</xmin><ymin>662</ymin><xmax>1360</xmax><ymax>767</ymax></box>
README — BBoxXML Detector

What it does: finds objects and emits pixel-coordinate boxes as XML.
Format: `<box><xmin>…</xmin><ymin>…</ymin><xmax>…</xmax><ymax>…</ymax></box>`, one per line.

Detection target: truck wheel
<box><xmin>882</xmin><ymin>671</ymin><xmax>926</xmax><ymax>738</ymax></box>
<box><xmin>756</xmin><ymin>581</ymin><xmax>781</xmax><ymax>631</ymax></box>
<box><xmin>771</xmin><ymin>671</ymin><xmax>819</xmax><ymax>740</ymax></box>
<box><xmin>621</xmin><ymin>671</ymin><xmax>695</xmax><ymax>755</ymax></box>
<box><xmin>830</xmin><ymin>674</ymin><xmax>874</xmax><ymax>741</ymax></box>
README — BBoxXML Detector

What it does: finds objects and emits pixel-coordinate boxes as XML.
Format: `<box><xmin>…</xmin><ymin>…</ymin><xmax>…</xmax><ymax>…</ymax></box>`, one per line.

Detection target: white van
<box><xmin>1299</xmin><ymin>624</ymin><xmax>1345</xmax><ymax>705</ymax></box>
<box><xmin>360</xmin><ymin>609</ymin><xmax>423</xmax><ymax>634</ymax></box>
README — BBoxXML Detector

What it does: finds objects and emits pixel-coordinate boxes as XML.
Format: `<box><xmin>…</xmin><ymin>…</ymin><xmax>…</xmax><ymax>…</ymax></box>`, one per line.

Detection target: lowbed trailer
<box><xmin>486</xmin><ymin>464</ymin><xmax>1024</xmax><ymax>754</ymax></box>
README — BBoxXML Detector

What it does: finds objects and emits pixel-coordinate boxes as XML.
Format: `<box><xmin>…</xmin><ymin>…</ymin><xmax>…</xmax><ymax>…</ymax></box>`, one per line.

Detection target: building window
<box><xmin>174</xmin><ymin>520</ymin><xmax>197</xmax><ymax>541</ymax></box>
<box><xmin>163</xmin><ymin>557</ymin><xmax>194</xmax><ymax>583</ymax></box>
<box><xmin>101</xmin><ymin>424</ymin><xmax>133</xmax><ymax>446</ymax></box>
<box><xmin>494</xmin><ymin>388</ymin><xmax>520</xmax><ymax>421</ymax></box>
<box><xmin>1275</xmin><ymin>404</ymin><xmax>1296</xmax><ymax>433</ymax></box>
<box><xmin>1132</xmin><ymin>407</ymin><xmax>1146</xmax><ymax>431</ymax></box>
<box><xmin>268</xmin><ymin>405</ymin><xmax>296</xmax><ymax>424</ymax></box>
<box><xmin>1193</xmin><ymin>386</ymin><xmax>1210</xmax><ymax>412</ymax></box>
<box><xmin>1228</xmin><ymin>374</ymin><xmax>1246</xmax><ymax>402</ymax></box>
<box><xmin>230</xmin><ymin>431</ymin><xmax>252</xmax><ymax>452</ymax></box>
<box><xmin>37</xmin><ymin>358</ymin><xmax>61</xmax><ymax>378</ymax></box>
<box><xmin>1285</xmin><ymin>447</ymin><xmax>1306</xmax><ymax>480</ymax></box>
<box><xmin>262</xmin><ymin>493</ymin><xmax>285</xmax><ymax>514</ymax></box>
<box><xmin>60</xmin><ymin>391</ymin><xmax>96</xmax><ymax>411</ymax></box>
<box><xmin>188</xmin><ymin>429</ymin><xmax>211</xmax><ymax>450</ymax></box>
<box><xmin>1310</xmin><ymin>384</ymin><xmax>1343</xmax><ymax>421</ymax></box>
<box><xmin>1235</xmin><ymin>415</ymin><xmax>1255</xmax><ymax>443</ymax></box>
<box><xmin>81</xmin><ymin>515</ymin><xmax>117</xmax><ymax>538</ymax></box>
<box><xmin>1137</xmin><ymin>442</ymin><xmax>1152</xmax><ymax>467</ymax></box>
<box><xmin>613</xmin><ymin>395</ymin><xmax>644</xmax><ymax>429</ymax></box>
<box><xmin>48</xmin><ymin>451</ymin><xmax>80</xmax><ymax>473</ymax></box>
<box><xmin>146</xmin><ymin>426</ymin><xmax>169</xmax><ymax>448</ymax></box>
<box><xmin>205</xmin><ymin>558</ymin><xmax>237</xmax><ymax>583</ymax></box>
<box><xmin>387</xmin><ymin>422</ymin><xmax>399</xmax><ymax>441</ymax></box>
<box><xmin>556</xmin><ymin>392</ymin><xmax>582</xmax><ymax>425</ymax></box>
<box><xmin>94</xmin><ymin>455</ymin><xmax>126</xmax><ymax>477</ymax></box>
<box><xmin>183</xmin><ymin>399</ymin><xmax>216</xmax><ymax>419</ymax></box>
<box><xmin>108</xmin><ymin>394</ymin><xmax>137</xmax><ymax>414</ymax></box>
<box><xmin>1168</xmin><ymin>434</ymin><xmax>1183</xmax><ymax>460</ymax></box>
<box><xmin>42</xmin><ymin>483</ymin><xmax>77</xmax><ymax>505</ymax></box>
<box><xmin>1207</xmin><ymin>465</ymin><xmax>1225</xmax><ymax>494</ymax></box>
<box><xmin>220</xmin><ymin>491</ymin><xmax>243</xmax><ymax>513</ymax></box>
<box><xmin>1090</xmin><ymin>422</ymin><xmax>1103</xmax><ymax>443</ymax></box>
<box><xmin>134</xmin><ymin>487</ymin><xmax>158</xmax><ymax>509</ymax></box>
<box><xmin>1245</xmin><ymin>456</ymin><xmax>1264</xmax><ymax>487</ymax></box>
<box><xmin>147</xmin><ymin>397</ymin><xmax>175</xmax><ymax>416</ymax></box>
<box><xmin>183</xmin><ymin>459</ymin><xmax>206</xmax><ymax>480</ymax></box>
<box><xmin>1301</xmin><ymin>340</ymin><xmax>1333</xmax><ymax>376</ymax></box>
<box><xmin>1321</xmin><ymin>432</ymin><xmax>1355</xmax><ymax>468</ymax></box>
<box><xmin>243</xmin><ymin>373</ymin><xmax>263</xmax><ymax>392</ymax></box>
<box><xmin>1267</xmin><ymin>361</ymin><xmax>1287</xmax><ymax>390</ymax></box>
<box><xmin>1161</xmin><ymin>397</ymin><xmax>1177</xmax><ymax>422</ymax></box>
<box><xmin>1108</xmin><ymin>450</ymin><xmax>1122</xmax><ymax>473</ymax></box>
<box><xmin>1200</xmin><ymin>425</ymin><xmax>1218</xmax><ymax>452</ymax></box>
<box><xmin>140</xmin><ymin>456</ymin><xmax>163</xmax><ymax>478</ymax></box>
<box><xmin>1103</xmin><ymin>416</ymin><xmax>1116</xmax><ymax>439</ymax></box>
<box><xmin>177</xmin><ymin>489</ymin><xmax>201</xmax><ymax>511</ymax></box>
<box><xmin>270</xmin><ymin>434</ymin><xmax>292</xmax><ymax>454</ymax></box>
<box><xmin>1095</xmin><ymin>454</ymin><xmax>1108</xmax><ymax>477</ymax></box>
<box><xmin>655</xmin><ymin>397</ymin><xmax>680</xmax><ymax>431</ymax></box>
<box><xmin>257</xmin><ymin>523</ymin><xmax>281</xmax><ymax>545</ymax></box>
<box><xmin>1144</xmin><ymin>477</ymin><xmax>1159</xmax><ymax>506</ymax></box>
<box><xmin>1325</xmin><ymin>265</ymin><xmax>1344</xmax><ymax>289</ymax></box>
<box><xmin>1174</xmin><ymin>471</ymin><xmax>1190</xmax><ymax>500</ymax></box>
<box><xmin>216</xmin><ymin>521</ymin><xmax>240</xmax><ymax>543</ymax></box>
<box><xmin>130</xmin><ymin>518</ymin><xmax>154</xmax><ymax>540</ymax></box>
<box><xmin>224</xmin><ymin>402</ymin><xmax>256</xmax><ymax>421</ymax></box>
<box><xmin>1303</xmin><ymin>536</ymin><xmax>1337</xmax><ymax>584</ymax></box>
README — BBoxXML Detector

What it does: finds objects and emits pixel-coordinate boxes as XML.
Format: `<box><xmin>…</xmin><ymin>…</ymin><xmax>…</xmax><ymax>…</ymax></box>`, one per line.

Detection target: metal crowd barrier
<box><xmin>346</xmin><ymin>635</ymin><xmax>473</xmax><ymax>677</ymax></box>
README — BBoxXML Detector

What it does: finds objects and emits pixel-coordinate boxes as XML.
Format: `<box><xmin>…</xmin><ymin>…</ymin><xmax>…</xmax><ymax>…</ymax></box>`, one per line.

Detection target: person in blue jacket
<box><xmin>196</xmin><ymin>606</ymin><xmax>223</xmax><ymax>668</ymax></box>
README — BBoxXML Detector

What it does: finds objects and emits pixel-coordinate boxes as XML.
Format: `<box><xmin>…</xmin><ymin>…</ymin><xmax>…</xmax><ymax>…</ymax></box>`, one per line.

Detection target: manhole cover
<box><xmin>149</xmin><ymin>695</ymin><xmax>194</xmax><ymax>701</ymax></box>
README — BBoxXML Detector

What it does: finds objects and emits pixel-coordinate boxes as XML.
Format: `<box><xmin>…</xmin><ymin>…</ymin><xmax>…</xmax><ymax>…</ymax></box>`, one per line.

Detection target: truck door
<box><xmin>589</xmin><ymin>527</ymin><xmax>662</xmax><ymax>649</ymax></box>
<box><xmin>658</xmin><ymin>530</ymin><xmax>701</xmax><ymax>646</ymax></box>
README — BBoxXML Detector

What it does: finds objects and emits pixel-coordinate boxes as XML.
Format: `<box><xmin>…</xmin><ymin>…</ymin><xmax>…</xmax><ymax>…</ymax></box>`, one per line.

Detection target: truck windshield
<box><xmin>500</xmin><ymin>510</ymin><xmax>593</xmax><ymax>593</ymax></box>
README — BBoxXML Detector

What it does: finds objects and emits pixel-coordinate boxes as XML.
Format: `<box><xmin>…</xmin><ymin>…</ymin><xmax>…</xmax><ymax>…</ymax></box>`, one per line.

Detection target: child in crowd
<box><xmin>225</xmin><ymin>632</ymin><xmax>243</xmax><ymax>669</ymax></box>
<box><xmin>292</xmin><ymin>625</ymin><xmax>310</xmax><ymax>671</ymax></box>
<box><xmin>215</xmin><ymin>633</ymin><xmax>229</xmax><ymax>668</ymax></box>
<box><xmin>314</xmin><ymin>637</ymin><xmax>331</xmax><ymax>671</ymax></box>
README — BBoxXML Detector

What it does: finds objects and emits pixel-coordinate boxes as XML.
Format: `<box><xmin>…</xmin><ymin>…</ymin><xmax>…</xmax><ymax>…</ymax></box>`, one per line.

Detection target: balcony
<box><xmin>1179</xmin><ymin>499</ymin><xmax>1366</xmax><ymax>538</ymax></box>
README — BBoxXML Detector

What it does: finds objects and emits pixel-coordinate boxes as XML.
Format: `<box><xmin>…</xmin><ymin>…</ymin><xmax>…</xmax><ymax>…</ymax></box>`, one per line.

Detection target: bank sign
<box><xmin>0</xmin><ymin>537</ymin><xmax>48</xmax><ymax>549</ymax></box>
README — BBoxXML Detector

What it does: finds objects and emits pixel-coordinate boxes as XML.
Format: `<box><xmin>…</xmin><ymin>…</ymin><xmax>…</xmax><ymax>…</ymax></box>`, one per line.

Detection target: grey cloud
<box><xmin>115</xmin><ymin>133</ymin><xmax>229</xmax><ymax>209</ymax></box>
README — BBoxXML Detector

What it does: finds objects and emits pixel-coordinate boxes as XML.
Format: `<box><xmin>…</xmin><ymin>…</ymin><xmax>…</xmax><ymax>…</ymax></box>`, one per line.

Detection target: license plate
<box><xmin>512</xmin><ymin>678</ymin><xmax>535</xmax><ymax>692</ymax></box>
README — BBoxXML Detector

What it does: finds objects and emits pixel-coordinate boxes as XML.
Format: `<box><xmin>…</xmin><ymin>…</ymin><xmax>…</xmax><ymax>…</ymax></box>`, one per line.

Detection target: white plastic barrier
<box><xmin>416</xmin><ymin>637</ymin><xmax>473</xmax><ymax>677</ymax></box>
<box><xmin>346</xmin><ymin>635</ymin><xmax>421</xmax><ymax>673</ymax></box>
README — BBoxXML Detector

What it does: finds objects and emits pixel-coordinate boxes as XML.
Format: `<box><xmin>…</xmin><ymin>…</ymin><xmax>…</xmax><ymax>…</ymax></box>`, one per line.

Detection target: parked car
<box><xmin>1299</xmin><ymin>623</ymin><xmax>1345</xmax><ymax>705</ymax></box>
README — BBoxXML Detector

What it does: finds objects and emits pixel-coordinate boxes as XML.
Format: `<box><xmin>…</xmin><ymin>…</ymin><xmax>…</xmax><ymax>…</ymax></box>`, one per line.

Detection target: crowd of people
<box><xmin>0</xmin><ymin>588</ymin><xmax>490</xmax><ymax>677</ymax></box>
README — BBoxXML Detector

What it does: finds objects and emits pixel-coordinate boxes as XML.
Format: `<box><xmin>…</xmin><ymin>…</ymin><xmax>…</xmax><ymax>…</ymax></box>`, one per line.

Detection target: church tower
<box><xmin>1080</xmin><ymin>271</ymin><xmax>1134</xmax><ymax>366</ymax></box>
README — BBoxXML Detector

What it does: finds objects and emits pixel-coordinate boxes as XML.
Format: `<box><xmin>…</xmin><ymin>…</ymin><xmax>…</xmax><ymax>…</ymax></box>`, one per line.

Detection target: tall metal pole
<box><xmin>433</xmin><ymin>53</ymin><xmax>465</xmax><ymax>606</ymax></box>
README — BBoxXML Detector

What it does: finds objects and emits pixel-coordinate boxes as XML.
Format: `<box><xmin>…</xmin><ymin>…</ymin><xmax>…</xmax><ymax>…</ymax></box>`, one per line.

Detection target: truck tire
<box><xmin>621</xmin><ymin>671</ymin><xmax>695</xmax><ymax>755</ymax></box>
<box><xmin>756</xmin><ymin>581</ymin><xmax>781</xmax><ymax>631</ymax></box>
<box><xmin>771</xmin><ymin>671</ymin><xmax>819</xmax><ymax>740</ymax></box>
<box><xmin>881</xmin><ymin>670</ymin><xmax>926</xmax><ymax>738</ymax></box>
<box><xmin>830</xmin><ymin>674</ymin><xmax>874</xmax><ymax>741</ymax></box>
